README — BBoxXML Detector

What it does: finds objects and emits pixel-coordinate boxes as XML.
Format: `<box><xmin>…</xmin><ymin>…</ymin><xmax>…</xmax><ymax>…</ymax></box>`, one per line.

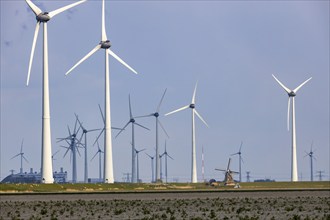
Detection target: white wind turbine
<box><xmin>231</xmin><ymin>141</ymin><xmax>243</xmax><ymax>182</ymax></box>
<box><xmin>165</xmin><ymin>82</ymin><xmax>208</xmax><ymax>183</ymax></box>
<box><xmin>65</xmin><ymin>0</ymin><xmax>138</xmax><ymax>183</ymax></box>
<box><xmin>272</xmin><ymin>74</ymin><xmax>312</xmax><ymax>182</ymax></box>
<box><xmin>25</xmin><ymin>0</ymin><xmax>86</xmax><ymax>184</ymax></box>
<box><xmin>136</xmin><ymin>89</ymin><xmax>169</xmax><ymax>182</ymax></box>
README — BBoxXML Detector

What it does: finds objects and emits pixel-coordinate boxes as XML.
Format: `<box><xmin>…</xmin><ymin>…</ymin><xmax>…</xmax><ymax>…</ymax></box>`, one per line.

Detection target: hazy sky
<box><xmin>1</xmin><ymin>0</ymin><xmax>329</xmax><ymax>182</ymax></box>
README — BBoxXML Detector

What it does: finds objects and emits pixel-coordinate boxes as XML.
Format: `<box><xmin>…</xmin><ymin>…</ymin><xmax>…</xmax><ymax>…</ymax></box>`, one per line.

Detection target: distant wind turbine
<box><xmin>272</xmin><ymin>74</ymin><xmax>312</xmax><ymax>182</ymax></box>
<box><xmin>145</xmin><ymin>153</ymin><xmax>155</xmax><ymax>183</ymax></box>
<box><xmin>231</xmin><ymin>142</ymin><xmax>244</xmax><ymax>182</ymax></box>
<box><xmin>11</xmin><ymin>139</ymin><xmax>29</xmax><ymax>174</ymax></box>
<box><xmin>76</xmin><ymin>114</ymin><xmax>100</xmax><ymax>183</ymax></box>
<box><xmin>136</xmin><ymin>89</ymin><xmax>169</xmax><ymax>182</ymax></box>
<box><xmin>25</xmin><ymin>0</ymin><xmax>86</xmax><ymax>184</ymax></box>
<box><xmin>91</xmin><ymin>140</ymin><xmax>104</xmax><ymax>181</ymax></box>
<box><xmin>165</xmin><ymin>82</ymin><xmax>208</xmax><ymax>183</ymax></box>
<box><xmin>65</xmin><ymin>0</ymin><xmax>138</xmax><ymax>183</ymax></box>
<box><xmin>304</xmin><ymin>141</ymin><xmax>316</xmax><ymax>182</ymax></box>
<box><xmin>135</xmin><ymin>148</ymin><xmax>146</xmax><ymax>183</ymax></box>
<box><xmin>116</xmin><ymin>95</ymin><xmax>149</xmax><ymax>183</ymax></box>
<box><xmin>160</xmin><ymin>141</ymin><xmax>173</xmax><ymax>183</ymax></box>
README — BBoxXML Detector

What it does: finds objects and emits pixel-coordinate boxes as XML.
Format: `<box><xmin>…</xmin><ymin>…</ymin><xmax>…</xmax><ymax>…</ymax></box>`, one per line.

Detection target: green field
<box><xmin>0</xmin><ymin>181</ymin><xmax>329</xmax><ymax>193</ymax></box>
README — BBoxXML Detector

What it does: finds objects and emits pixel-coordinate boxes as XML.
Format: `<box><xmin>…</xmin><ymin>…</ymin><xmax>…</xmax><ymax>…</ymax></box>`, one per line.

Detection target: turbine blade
<box><xmin>293</xmin><ymin>77</ymin><xmax>312</xmax><ymax>93</ymax></box>
<box><xmin>231</xmin><ymin>152</ymin><xmax>239</xmax><ymax>156</ymax></box>
<box><xmin>93</xmin><ymin>128</ymin><xmax>104</xmax><ymax>146</ymax></box>
<box><xmin>167</xmin><ymin>154</ymin><xmax>174</xmax><ymax>160</ymax></box>
<box><xmin>98</xmin><ymin>104</ymin><xmax>105</xmax><ymax>124</ymax></box>
<box><xmin>129</xmin><ymin>95</ymin><xmax>133</xmax><ymax>119</ymax></box>
<box><xmin>239</xmin><ymin>141</ymin><xmax>243</xmax><ymax>152</ymax></box>
<box><xmin>20</xmin><ymin>139</ymin><xmax>24</xmax><ymax>153</ymax></box>
<box><xmin>194</xmin><ymin>109</ymin><xmax>209</xmax><ymax>127</ymax></box>
<box><xmin>227</xmin><ymin>158</ymin><xmax>231</xmax><ymax>171</ymax></box>
<box><xmin>158</xmin><ymin>120</ymin><xmax>170</xmax><ymax>139</ymax></box>
<box><xmin>215</xmin><ymin>169</ymin><xmax>226</xmax><ymax>172</ymax></box>
<box><xmin>88</xmin><ymin>128</ymin><xmax>101</xmax><ymax>132</ymax></box>
<box><xmin>287</xmin><ymin>98</ymin><xmax>291</xmax><ymax>131</ymax></box>
<box><xmin>66</xmin><ymin>45</ymin><xmax>101</xmax><ymax>75</ymax></box>
<box><xmin>108</xmin><ymin>49</ymin><xmax>138</xmax><ymax>74</ymax></box>
<box><xmin>25</xmin><ymin>0</ymin><xmax>42</xmax><ymax>16</ymax></box>
<box><xmin>11</xmin><ymin>154</ymin><xmax>21</xmax><ymax>160</ymax></box>
<box><xmin>75</xmin><ymin>113</ymin><xmax>85</xmax><ymax>131</ymax></box>
<box><xmin>111</xmin><ymin>127</ymin><xmax>123</xmax><ymax>130</ymax></box>
<box><xmin>135</xmin><ymin>113</ymin><xmax>154</xmax><ymax>119</ymax></box>
<box><xmin>63</xmin><ymin>147</ymin><xmax>71</xmax><ymax>158</ymax></box>
<box><xmin>272</xmin><ymin>74</ymin><xmax>291</xmax><ymax>94</ymax></box>
<box><xmin>101</xmin><ymin>0</ymin><xmax>107</xmax><ymax>41</ymax></box>
<box><xmin>156</xmin><ymin>88</ymin><xmax>167</xmax><ymax>112</ymax></box>
<box><xmin>91</xmin><ymin>151</ymin><xmax>98</xmax><ymax>161</ymax></box>
<box><xmin>48</xmin><ymin>0</ymin><xmax>86</xmax><ymax>18</ymax></box>
<box><xmin>165</xmin><ymin>105</ymin><xmax>190</xmax><ymax>116</ymax></box>
<box><xmin>22</xmin><ymin>156</ymin><xmax>29</xmax><ymax>163</ymax></box>
<box><xmin>192</xmin><ymin>82</ymin><xmax>198</xmax><ymax>104</ymax></box>
<box><xmin>74</xmin><ymin>117</ymin><xmax>78</xmax><ymax>134</ymax></box>
<box><xmin>134</xmin><ymin>122</ymin><xmax>150</xmax><ymax>131</ymax></box>
<box><xmin>26</xmin><ymin>22</ymin><xmax>40</xmax><ymax>86</ymax></box>
<box><xmin>115</xmin><ymin>121</ymin><xmax>130</xmax><ymax>138</ymax></box>
<box><xmin>67</xmin><ymin>125</ymin><xmax>72</xmax><ymax>137</ymax></box>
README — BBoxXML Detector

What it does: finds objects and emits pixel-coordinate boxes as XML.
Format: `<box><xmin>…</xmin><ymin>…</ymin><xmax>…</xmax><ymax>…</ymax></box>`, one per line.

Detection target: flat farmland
<box><xmin>1</xmin><ymin>189</ymin><xmax>329</xmax><ymax>219</ymax></box>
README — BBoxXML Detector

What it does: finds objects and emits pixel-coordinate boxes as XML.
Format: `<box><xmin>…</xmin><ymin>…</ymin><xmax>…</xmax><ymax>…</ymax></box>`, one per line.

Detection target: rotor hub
<box><xmin>130</xmin><ymin>118</ymin><xmax>135</xmax><ymax>123</ymax></box>
<box><xmin>36</xmin><ymin>12</ymin><xmax>50</xmax><ymax>22</ymax></box>
<box><xmin>288</xmin><ymin>91</ymin><xmax>296</xmax><ymax>97</ymax></box>
<box><xmin>189</xmin><ymin>104</ymin><xmax>195</xmax><ymax>109</ymax></box>
<box><xmin>100</xmin><ymin>40</ymin><xmax>111</xmax><ymax>49</ymax></box>
<box><xmin>154</xmin><ymin>112</ymin><xmax>159</xmax><ymax>117</ymax></box>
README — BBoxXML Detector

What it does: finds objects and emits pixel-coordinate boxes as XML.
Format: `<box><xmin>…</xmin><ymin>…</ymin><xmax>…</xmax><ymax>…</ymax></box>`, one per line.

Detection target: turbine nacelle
<box><xmin>36</xmin><ymin>12</ymin><xmax>50</xmax><ymax>22</ymax></box>
<box><xmin>288</xmin><ymin>91</ymin><xmax>296</xmax><ymax>97</ymax></box>
<box><xmin>154</xmin><ymin>112</ymin><xmax>159</xmax><ymax>117</ymax></box>
<box><xmin>189</xmin><ymin>104</ymin><xmax>195</xmax><ymax>109</ymax></box>
<box><xmin>130</xmin><ymin>118</ymin><xmax>135</xmax><ymax>123</ymax></box>
<box><xmin>100</xmin><ymin>40</ymin><xmax>111</xmax><ymax>49</ymax></box>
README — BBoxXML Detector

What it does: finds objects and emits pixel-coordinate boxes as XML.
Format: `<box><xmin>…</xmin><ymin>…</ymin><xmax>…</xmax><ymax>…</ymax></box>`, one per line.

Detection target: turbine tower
<box><xmin>136</xmin><ymin>89</ymin><xmax>169</xmax><ymax>182</ymax></box>
<box><xmin>91</xmin><ymin>140</ymin><xmax>104</xmax><ymax>181</ymax></box>
<box><xmin>145</xmin><ymin>153</ymin><xmax>155</xmax><ymax>182</ymax></box>
<box><xmin>160</xmin><ymin>141</ymin><xmax>173</xmax><ymax>183</ymax></box>
<box><xmin>272</xmin><ymin>74</ymin><xmax>312</xmax><ymax>182</ymax></box>
<box><xmin>25</xmin><ymin>0</ymin><xmax>86</xmax><ymax>184</ymax></box>
<box><xmin>116</xmin><ymin>95</ymin><xmax>149</xmax><ymax>183</ymax></box>
<box><xmin>65</xmin><ymin>0</ymin><xmax>138</xmax><ymax>183</ymax></box>
<box><xmin>165</xmin><ymin>82</ymin><xmax>208</xmax><ymax>183</ymax></box>
<box><xmin>11</xmin><ymin>139</ymin><xmax>28</xmax><ymax>174</ymax></box>
<box><xmin>305</xmin><ymin>141</ymin><xmax>316</xmax><ymax>182</ymax></box>
<box><xmin>76</xmin><ymin>114</ymin><xmax>100</xmax><ymax>183</ymax></box>
<box><xmin>231</xmin><ymin>142</ymin><xmax>243</xmax><ymax>182</ymax></box>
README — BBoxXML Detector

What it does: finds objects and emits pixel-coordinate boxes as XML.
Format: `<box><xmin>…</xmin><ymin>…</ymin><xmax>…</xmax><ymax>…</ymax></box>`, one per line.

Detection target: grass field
<box><xmin>1</xmin><ymin>181</ymin><xmax>329</xmax><ymax>193</ymax></box>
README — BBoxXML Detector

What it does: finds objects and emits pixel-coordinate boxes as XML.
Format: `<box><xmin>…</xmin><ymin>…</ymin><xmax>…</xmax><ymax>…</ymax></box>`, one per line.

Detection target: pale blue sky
<box><xmin>1</xmin><ymin>0</ymin><xmax>329</xmax><ymax>182</ymax></box>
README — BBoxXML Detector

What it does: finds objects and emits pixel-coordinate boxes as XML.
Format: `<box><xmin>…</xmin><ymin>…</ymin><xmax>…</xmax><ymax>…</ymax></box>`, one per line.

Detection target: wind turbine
<box><xmin>11</xmin><ymin>139</ymin><xmax>29</xmax><ymax>174</ymax></box>
<box><xmin>231</xmin><ymin>142</ymin><xmax>243</xmax><ymax>182</ymax></box>
<box><xmin>305</xmin><ymin>141</ymin><xmax>316</xmax><ymax>182</ymax></box>
<box><xmin>165</xmin><ymin>82</ymin><xmax>208</xmax><ymax>183</ymax></box>
<box><xmin>25</xmin><ymin>0</ymin><xmax>86</xmax><ymax>184</ymax></box>
<box><xmin>116</xmin><ymin>95</ymin><xmax>149</xmax><ymax>183</ymax></box>
<box><xmin>160</xmin><ymin>141</ymin><xmax>173</xmax><ymax>183</ymax></box>
<box><xmin>57</xmin><ymin>119</ymin><xmax>82</xmax><ymax>183</ymax></box>
<box><xmin>65</xmin><ymin>0</ymin><xmax>138</xmax><ymax>184</ymax></box>
<box><xmin>75</xmin><ymin>114</ymin><xmax>100</xmax><ymax>183</ymax></box>
<box><xmin>51</xmin><ymin>150</ymin><xmax>60</xmax><ymax>167</ymax></box>
<box><xmin>136</xmin><ymin>89</ymin><xmax>169</xmax><ymax>182</ymax></box>
<box><xmin>215</xmin><ymin>158</ymin><xmax>239</xmax><ymax>186</ymax></box>
<box><xmin>272</xmin><ymin>74</ymin><xmax>312</xmax><ymax>182</ymax></box>
<box><xmin>135</xmin><ymin>148</ymin><xmax>146</xmax><ymax>183</ymax></box>
<box><xmin>91</xmin><ymin>140</ymin><xmax>104</xmax><ymax>181</ymax></box>
<box><xmin>145</xmin><ymin>153</ymin><xmax>155</xmax><ymax>183</ymax></box>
